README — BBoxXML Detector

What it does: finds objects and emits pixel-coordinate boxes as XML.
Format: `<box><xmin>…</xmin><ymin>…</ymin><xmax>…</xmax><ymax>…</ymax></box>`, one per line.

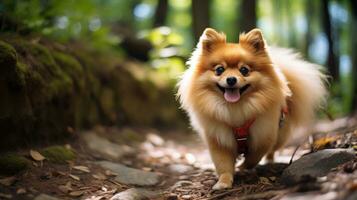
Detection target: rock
<box><xmin>181</xmin><ymin>194</ymin><xmax>192</xmax><ymax>199</ymax></box>
<box><xmin>280</xmin><ymin>192</ymin><xmax>337</xmax><ymax>200</ymax></box>
<box><xmin>83</xmin><ymin>132</ymin><xmax>133</xmax><ymax>159</ymax></box>
<box><xmin>146</xmin><ymin>133</ymin><xmax>164</xmax><ymax>146</ymax></box>
<box><xmin>202</xmin><ymin>179</ymin><xmax>216</xmax><ymax>186</ymax></box>
<box><xmin>96</xmin><ymin>161</ymin><xmax>160</xmax><ymax>186</ymax></box>
<box><xmin>41</xmin><ymin>146</ymin><xmax>75</xmax><ymax>164</ymax></box>
<box><xmin>0</xmin><ymin>153</ymin><xmax>30</xmax><ymax>175</ymax></box>
<box><xmin>110</xmin><ymin>188</ymin><xmax>161</xmax><ymax>200</ymax></box>
<box><xmin>168</xmin><ymin>164</ymin><xmax>194</xmax><ymax>174</ymax></box>
<box><xmin>346</xmin><ymin>191</ymin><xmax>357</xmax><ymax>200</ymax></box>
<box><xmin>34</xmin><ymin>194</ymin><xmax>60</xmax><ymax>200</ymax></box>
<box><xmin>281</xmin><ymin>149</ymin><xmax>355</xmax><ymax>185</ymax></box>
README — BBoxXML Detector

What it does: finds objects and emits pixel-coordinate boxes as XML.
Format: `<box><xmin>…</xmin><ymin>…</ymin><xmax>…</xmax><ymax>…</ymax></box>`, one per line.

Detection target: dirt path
<box><xmin>0</xmin><ymin>125</ymin><xmax>356</xmax><ymax>200</ymax></box>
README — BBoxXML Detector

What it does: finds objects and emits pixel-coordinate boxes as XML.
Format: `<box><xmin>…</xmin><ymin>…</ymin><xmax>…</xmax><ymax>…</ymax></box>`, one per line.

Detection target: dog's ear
<box><xmin>239</xmin><ymin>28</ymin><xmax>266</xmax><ymax>52</ymax></box>
<box><xmin>198</xmin><ymin>28</ymin><xmax>226</xmax><ymax>52</ymax></box>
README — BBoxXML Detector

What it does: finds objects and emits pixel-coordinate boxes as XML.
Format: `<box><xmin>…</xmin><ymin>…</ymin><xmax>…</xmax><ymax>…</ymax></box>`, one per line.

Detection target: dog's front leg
<box><xmin>207</xmin><ymin>137</ymin><xmax>236</xmax><ymax>190</ymax></box>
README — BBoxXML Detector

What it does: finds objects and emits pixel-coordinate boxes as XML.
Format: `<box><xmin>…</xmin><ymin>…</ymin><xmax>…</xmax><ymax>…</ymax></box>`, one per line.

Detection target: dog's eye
<box><xmin>239</xmin><ymin>66</ymin><xmax>249</xmax><ymax>76</ymax></box>
<box><xmin>215</xmin><ymin>66</ymin><xmax>225</xmax><ymax>76</ymax></box>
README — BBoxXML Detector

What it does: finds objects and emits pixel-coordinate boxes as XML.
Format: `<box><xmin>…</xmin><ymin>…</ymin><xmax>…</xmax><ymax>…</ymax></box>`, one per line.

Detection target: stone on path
<box><xmin>34</xmin><ymin>194</ymin><xmax>60</xmax><ymax>200</ymax></box>
<box><xmin>168</xmin><ymin>164</ymin><xmax>194</xmax><ymax>174</ymax></box>
<box><xmin>96</xmin><ymin>161</ymin><xmax>160</xmax><ymax>186</ymax></box>
<box><xmin>280</xmin><ymin>192</ymin><xmax>337</xmax><ymax>200</ymax></box>
<box><xmin>83</xmin><ymin>132</ymin><xmax>133</xmax><ymax>159</ymax></box>
<box><xmin>281</xmin><ymin>149</ymin><xmax>355</xmax><ymax>185</ymax></box>
<box><xmin>110</xmin><ymin>188</ymin><xmax>161</xmax><ymax>200</ymax></box>
<box><xmin>346</xmin><ymin>191</ymin><xmax>357</xmax><ymax>200</ymax></box>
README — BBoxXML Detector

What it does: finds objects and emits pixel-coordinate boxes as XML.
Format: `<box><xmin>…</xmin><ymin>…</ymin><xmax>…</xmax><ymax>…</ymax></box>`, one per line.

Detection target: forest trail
<box><xmin>0</xmin><ymin>122</ymin><xmax>357</xmax><ymax>200</ymax></box>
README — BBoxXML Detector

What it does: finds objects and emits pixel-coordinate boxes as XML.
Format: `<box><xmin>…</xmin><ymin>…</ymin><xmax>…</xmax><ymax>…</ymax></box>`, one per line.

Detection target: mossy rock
<box><xmin>0</xmin><ymin>40</ymin><xmax>17</xmax><ymax>77</ymax></box>
<box><xmin>41</xmin><ymin>146</ymin><xmax>76</xmax><ymax>164</ymax></box>
<box><xmin>0</xmin><ymin>153</ymin><xmax>30</xmax><ymax>175</ymax></box>
<box><xmin>52</xmin><ymin>51</ymin><xmax>85</xmax><ymax>91</ymax></box>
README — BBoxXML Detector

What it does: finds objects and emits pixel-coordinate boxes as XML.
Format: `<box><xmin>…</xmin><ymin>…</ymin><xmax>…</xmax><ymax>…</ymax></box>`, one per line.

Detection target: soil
<box><xmin>0</xmin><ymin>123</ymin><xmax>356</xmax><ymax>200</ymax></box>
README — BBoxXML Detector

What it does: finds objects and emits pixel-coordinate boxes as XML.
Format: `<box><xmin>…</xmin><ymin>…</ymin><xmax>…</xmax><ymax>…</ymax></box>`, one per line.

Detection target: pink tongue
<box><xmin>224</xmin><ymin>89</ymin><xmax>240</xmax><ymax>103</ymax></box>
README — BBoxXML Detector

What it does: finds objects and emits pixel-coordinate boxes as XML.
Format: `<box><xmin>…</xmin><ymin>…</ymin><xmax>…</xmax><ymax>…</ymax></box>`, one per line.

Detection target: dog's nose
<box><xmin>226</xmin><ymin>77</ymin><xmax>237</xmax><ymax>86</ymax></box>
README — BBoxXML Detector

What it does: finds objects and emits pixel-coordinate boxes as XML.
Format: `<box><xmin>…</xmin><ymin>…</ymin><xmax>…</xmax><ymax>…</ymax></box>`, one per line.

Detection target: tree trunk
<box><xmin>239</xmin><ymin>0</ymin><xmax>257</xmax><ymax>32</ymax></box>
<box><xmin>350</xmin><ymin>0</ymin><xmax>357</xmax><ymax>114</ymax></box>
<box><xmin>286</xmin><ymin>0</ymin><xmax>297</xmax><ymax>48</ymax></box>
<box><xmin>321</xmin><ymin>0</ymin><xmax>339</xmax><ymax>81</ymax></box>
<box><xmin>272</xmin><ymin>0</ymin><xmax>283</xmax><ymax>44</ymax></box>
<box><xmin>153</xmin><ymin>0</ymin><xmax>168</xmax><ymax>27</ymax></box>
<box><xmin>191</xmin><ymin>0</ymin><xmax>210</xmax><ymax>43</ymax></box>
<box><xmin>304</xmin><ymin>0</ymin><xmax>313</xmax><ymax>59</ymax></box>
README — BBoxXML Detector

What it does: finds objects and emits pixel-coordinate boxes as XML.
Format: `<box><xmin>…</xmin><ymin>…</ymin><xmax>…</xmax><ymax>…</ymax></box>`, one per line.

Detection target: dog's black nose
<box><xmin>226</xmin><ymin>77</ymin><xmax>237</xmax><ymax>86</ymax></box>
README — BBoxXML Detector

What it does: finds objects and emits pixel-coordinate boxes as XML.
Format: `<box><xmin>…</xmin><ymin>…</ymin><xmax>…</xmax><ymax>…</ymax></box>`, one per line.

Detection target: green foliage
<box><xmin>41</xmin><ymin>146</ymin><xmax>76</xmax><ymax>164</ymax></box>
<box><xmin>0</xmin><ymin>0</ymin><xmax>356</xmax><ymax>117</ymax></box>
<box><xmin>0</xmin><ymin>153</ymin><xmax>30</xmax><ymax>175</ymax></box>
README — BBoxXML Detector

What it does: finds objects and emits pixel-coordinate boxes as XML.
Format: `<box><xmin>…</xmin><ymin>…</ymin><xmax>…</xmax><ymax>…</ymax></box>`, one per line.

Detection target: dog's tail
<box><xmin>269</xmin><ymin>47</ymin><xmax>328</xmax><ymax>129</ymax></box>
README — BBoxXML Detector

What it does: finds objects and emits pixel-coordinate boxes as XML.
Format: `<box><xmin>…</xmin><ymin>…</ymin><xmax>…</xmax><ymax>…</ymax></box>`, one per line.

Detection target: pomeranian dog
<box><xmin>177</xmin><ymin>28</ymin><xmax>327</xmax><ymax>190</ymax></box>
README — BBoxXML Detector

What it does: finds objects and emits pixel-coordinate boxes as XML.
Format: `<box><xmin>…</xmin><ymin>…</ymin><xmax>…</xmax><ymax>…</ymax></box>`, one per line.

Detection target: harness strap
<box><xmin>232</xmin><ymin>106</ymin><xmax>289</xmax><ymax>155</ymax></box>
<box><xmin>232</xmin><ymin>118</ymin><xmax>255</xmax><ymax>154</ymax></box>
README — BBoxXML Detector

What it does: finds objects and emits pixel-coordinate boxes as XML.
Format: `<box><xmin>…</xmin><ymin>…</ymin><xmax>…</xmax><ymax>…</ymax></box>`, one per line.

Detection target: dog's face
<box><xmin>186</xmin><ymin>28</ymin><xmax>286</xmax><ymax>120</ymax></box>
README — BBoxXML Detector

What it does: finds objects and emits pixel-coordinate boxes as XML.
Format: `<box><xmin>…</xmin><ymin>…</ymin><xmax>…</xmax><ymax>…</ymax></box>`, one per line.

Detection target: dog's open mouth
<box><xmin>216</xmin><ymin>84</ymin><xmax>251</xmax><ymax>103</ymax></box>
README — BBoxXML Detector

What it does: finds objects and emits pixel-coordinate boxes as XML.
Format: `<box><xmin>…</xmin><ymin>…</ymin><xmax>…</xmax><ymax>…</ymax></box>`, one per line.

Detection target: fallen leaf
<box><xmin>58</xmin><ymin>182</ymin><xmax>72</xmax><ymax>193</ymax></box>
<box><xmin>16</xmin><ymin>188</ymin><xmax>26</xmax><ymax>194</ymax></box>
<box><xmin>101</xmin><ymin>186</ymin><xmax>108</xmax><ymax>192</ymax></box>
<box><xmin>0</xmin><ymin>193</ymin><xmax>12</xmax><ymax>199</ymax></box>
<box><xmin>30</xmin><ymin>150</ymin><xmax>45</xmax><ymax>161</ymax></box>
<box><xmin>105</xmin><ymin>170</ymin><xmax>117</xmax><ymax>176</ymax></box>
<box><xmin>142</xmin><ymin>167</ymin><xmax>152</xmax><ymax>171</ymax></box>
<box><xmin>0</xmin><ymin>177</ymin><xmax>16</xmax><ymax>186</ymax></box>
<box><xmin>92</xmin><ymin>173</ymin><xmax>106</xmax><ymax>180</ymax></box>
<box><xmin>259</xmin><ymin>177</ymin><xmax>271</xmax><ymax>184</ymax></box>
<box><xmin>313</xmin><ymin>137</ymin><xmax>338</xmax><ymax>150</ymax></box>
<box><xmin>69</xmin><ymin>190</ymin><xmax>84</xmax><ymax>197</ymax></box>
<box><xmin>73</xmin><ymin>165</ymin><xmax>90</xmax><ymax>173</ymax></box>
<box><xmin>56</xmin><ymin>171</ymin><xmax>66</xmax><ymax>176</ymax></box>
<box><xmin>69</xmin><ymin>174</ymin><xmax>80</xmax><ymax>181</ymax></box>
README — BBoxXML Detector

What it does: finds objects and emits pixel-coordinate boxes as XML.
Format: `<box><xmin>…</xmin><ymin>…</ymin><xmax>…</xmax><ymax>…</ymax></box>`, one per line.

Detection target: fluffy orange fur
<box><xmin>177</xmin><ymin>28</ymin><xmax>327</xmax><ymax>190</ymax></box>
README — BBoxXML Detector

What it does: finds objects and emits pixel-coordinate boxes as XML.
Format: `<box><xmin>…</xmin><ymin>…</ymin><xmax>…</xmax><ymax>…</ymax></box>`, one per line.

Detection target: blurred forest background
<box><xmin>2</xmin><ymin>0</ymin><xmax>356</xmax><ymax>115</ymax></box>
<box><xmin>0</xmin><ymin>0</ymin><xmax>357</xmax><ymax>149</ymax></box>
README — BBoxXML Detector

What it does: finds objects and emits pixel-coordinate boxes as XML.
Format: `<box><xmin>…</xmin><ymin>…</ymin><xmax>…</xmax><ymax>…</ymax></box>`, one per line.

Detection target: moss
<box><xmin>52</xmin><ymin>51</ymin><xmax>85</xmax><ymax>91</ymax></box>
<box><xmin>0</xmin><ymin>153</ymin><xmax>30</xmax><ymax>175</ymax></box>
<box><xmin>99</xmin><ymin>87</ymin><xmax>116</xmax><ymax>122</ymax></box>
<box><xmin>41</xmin><ymin>146</ymin><xmax>76</xmax><ymax>164</ymax></box>
<box><xmin>14</xmin><ymin>42</ymin><xmax>73</xmax><ymax>102</ymax></box>
<box><xmin>0</xmin><ymin>40</ymin><xmax>17</xmax><ymax>78</ymax></box>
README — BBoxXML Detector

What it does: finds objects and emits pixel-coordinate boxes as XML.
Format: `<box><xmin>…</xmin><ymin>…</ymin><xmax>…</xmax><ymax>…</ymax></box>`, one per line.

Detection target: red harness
<box><xmin>233</xmin><ymin>107</ymin><xmax>289</xmax><ymax>154</ymax></box>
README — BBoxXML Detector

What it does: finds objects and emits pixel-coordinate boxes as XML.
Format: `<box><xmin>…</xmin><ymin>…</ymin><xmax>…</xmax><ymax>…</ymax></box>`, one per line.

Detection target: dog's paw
<box><xmin>212</xmin><ymin>181</ymin><xmax>232</xmax><ymax>190</ymax></box>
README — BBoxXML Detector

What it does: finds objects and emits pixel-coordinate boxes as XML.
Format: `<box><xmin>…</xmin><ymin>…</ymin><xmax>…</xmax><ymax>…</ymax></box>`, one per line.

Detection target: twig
<box><xmin>322</xmin><ymin>109</ymin><xmax>335</xmax><ymax>121</ymax></box>
<box><xmin>203</xmin><ymin>188</ymin><xmax>243</xmax><ymax>200</ymax></box>
<box><xmin>107</xmin><ymin>179</ymin><xmax>124</xmax><ymax>188</ymax></box>
<box><xmin>309</xmin><ymin>135</ymin><xmax>314</xmax><ymax>152</ymax></box>
<box><xmin>203</xmin><ymin>189</ymin><xmax>287</xmax><ymax>200</ymax></box>
<box><xmin>237</xmin><ymin>190</ymin><xmax>288</xmax><ymax>200</ymax></box>
<box><xmin>289</xmin><ymin>145</ymin><xmax>300</xmax><ymax>165</ymax></box>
